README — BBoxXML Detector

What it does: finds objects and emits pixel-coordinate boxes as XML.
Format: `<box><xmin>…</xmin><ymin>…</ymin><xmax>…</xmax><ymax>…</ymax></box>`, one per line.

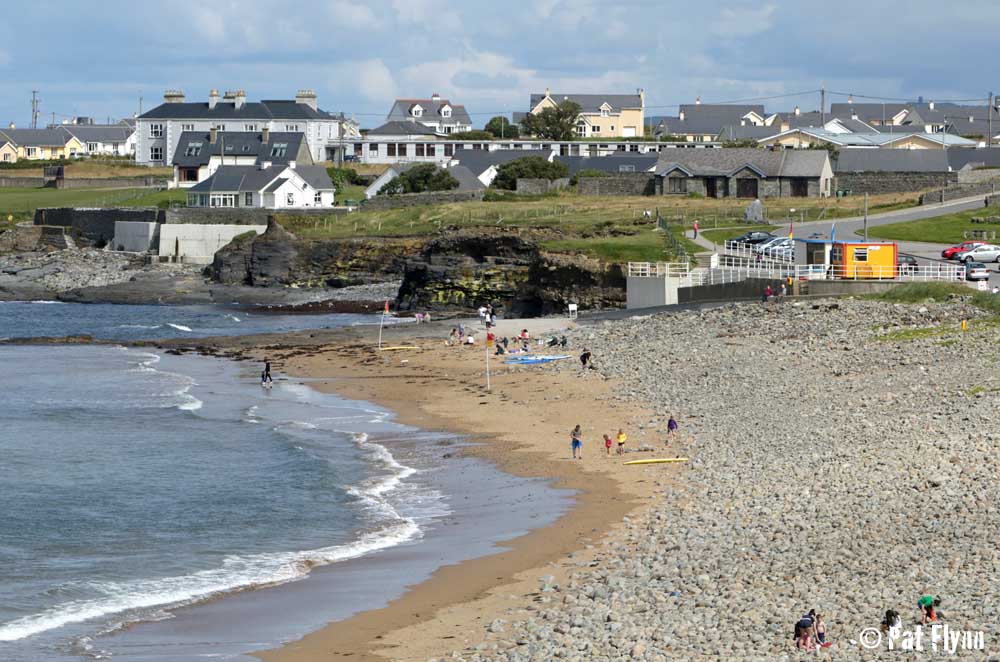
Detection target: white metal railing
<box><xmin>628</xmin><ymin>261</ymin><xmax>965</xmax><ymax>283</ymax></box>
<box><xmin>723</xmin><ymin>240</ymin><xmax>794</xmax><ymax>263</ymax></box>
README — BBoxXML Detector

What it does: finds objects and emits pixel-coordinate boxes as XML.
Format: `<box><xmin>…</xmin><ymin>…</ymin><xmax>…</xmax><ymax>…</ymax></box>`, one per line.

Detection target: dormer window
<box><xmin>411</xmin><ymin>104</ymin><xmax>424</xmax><ymax>118</ymax></box>
<box><xmin>183</xmin><ymin>142</ymin><xmax>202</xmax><ymax>157</ymax></box>
<box><xmin>441</xmin><ymin>105</ymin><xmax>452</xmax><ymax>118</ymax></box>
<box><xmin>270</xmin><ymin>143</ymin><xmax>288</xmax><ymax>158</ymax></box>
<box><xmin>600</xmin><ymin>103</ymin><xmax>612</xmax><ymax>118</ymax></box>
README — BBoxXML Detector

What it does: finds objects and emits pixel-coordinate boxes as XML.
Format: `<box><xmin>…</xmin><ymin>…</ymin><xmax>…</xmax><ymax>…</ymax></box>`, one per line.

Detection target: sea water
<box><xmin>0</xmin><ymin>304</ymin><xmax>572</xmax><ymax>661</ymax></box>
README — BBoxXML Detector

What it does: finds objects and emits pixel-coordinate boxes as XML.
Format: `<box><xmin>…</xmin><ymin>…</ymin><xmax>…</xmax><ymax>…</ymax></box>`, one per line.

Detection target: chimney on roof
<box><xmin>847</xmin><ymin>95</ymin><xmax>853</xmax><ymax>104</ymax></box>
<box><xmin>545</xmin><ymin>87</ymin><xmax>550</xmax><ymax>98</ymax></box>
<box><xmin>929</xmin><ymin>100</ymin><xmax>935</xmax><ymax>110</ymax></box>
<box><xmin>638</xmin><ymin>88</ymin><xmax>645</xmax><ymax>106</ymax></box>
<box><xmin>210</xmin><ymin>127</ymin><xmax>218</xmax><ymax>144</ymax></box>
<box><xmin>431</xmin><ymin>93</ymin><xmax>441</xmax><ymax>102</ymax></box>
<box><xmin>851</xmin><ymin>110</ymin><xmax>858</xmax><ymax>120</ymax></box>
<box><xmin>695</xmin><ymin>96</ymin><xmax>701</xmax><ymax>105</ymax></box>
<box><xmin>208</xmin><ymin>89</ymin><xmax>220</xmax><ymax>109</ymax></box>
<box><xmin>261</xmin><ymin>127</ymin><xmax>270</xmax><ymax>143</ymax></box>
<box><xmin>295</xmin><ymin>89</ymin><xmax>317</xmax><ymax>111</ymax></box>
<box><xmin>970</xmin><ymin>115</ymin><xmax>975</xmax><ymax>122</ymax></box>
<box><xmin>794</xmin><ymin>106</ymin><xmax>800</xmax><ymax>116</ymax></box>
<box><xmin>163</xmin><ymin>89</ymin><xmax>185</xmax><ymax>104</ymax></box>
<box><xmin>223</xmin><ymin>90</ymin><xmax>237</xmax><ymax>102</ymax></box>
<box><xmin>679</xmin><ymin>110</ymin><xmax>685</xmax><ymax>122</ymax></box>
<box><xmin>235</xmin><ymin>89</ymin><xmax>246</xmax><ymax>110</ymax></box>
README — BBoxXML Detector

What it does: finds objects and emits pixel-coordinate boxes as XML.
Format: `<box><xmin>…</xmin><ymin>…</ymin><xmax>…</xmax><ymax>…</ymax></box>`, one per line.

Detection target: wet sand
<box><xmin>241</xmin><ymin>318</ymin><xmax>687</xmax><ymax>661</ymax></box>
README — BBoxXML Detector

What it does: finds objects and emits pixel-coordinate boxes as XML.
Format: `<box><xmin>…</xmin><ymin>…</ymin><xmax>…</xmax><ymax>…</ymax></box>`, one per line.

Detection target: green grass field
<box><xmin>864</xmin><ymin>208</ymin><xmax>1000</xmax><ymax>244</ymax></box>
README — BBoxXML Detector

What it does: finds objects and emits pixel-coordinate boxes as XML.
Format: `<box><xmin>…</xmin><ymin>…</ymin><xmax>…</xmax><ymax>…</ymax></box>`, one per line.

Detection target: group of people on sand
<box><xmin>570</xmin><ymin>417</ymin><xmax>679</xmax><ymax>460</ymax></box>
<box><xmin>413</xmin><ymin>312</ymin><xmax>432</xmax><ymax>323</ymax></box>
<box><xmin>477</xmin><ymin>304</ymin><xmax>498</xmax><ymax>327</ymax></box>
<box><xmin>792</xmin><ymin>595</ymin><xmax>943</xmax><ymax>651</ymax></box>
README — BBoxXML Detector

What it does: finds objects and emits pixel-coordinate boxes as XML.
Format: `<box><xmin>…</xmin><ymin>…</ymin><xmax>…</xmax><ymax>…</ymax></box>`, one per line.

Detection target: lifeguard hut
<box><xmin>830</xmin><ymin>241</ymin><xmax>898</xmax><ymax>279</ymax></box>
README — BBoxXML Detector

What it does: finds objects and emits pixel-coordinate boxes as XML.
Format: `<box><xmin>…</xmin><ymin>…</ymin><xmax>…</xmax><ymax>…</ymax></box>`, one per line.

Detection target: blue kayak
<box><xmin>503</xmin><ymin>355</ymin><xmax>571</xmax><ymax>365</ymax></box>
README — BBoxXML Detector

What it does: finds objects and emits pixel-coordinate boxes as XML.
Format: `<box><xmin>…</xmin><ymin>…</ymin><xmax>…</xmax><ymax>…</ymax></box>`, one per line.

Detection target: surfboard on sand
<box><xmin>378</xmin><ymin>346</ymin><xmax>421</xmax><ymax>351</ymax></box>
<box><xmin>623</xmin><ymin>458</ymin><xmax>689</xmax><ymax>465</ymax></box>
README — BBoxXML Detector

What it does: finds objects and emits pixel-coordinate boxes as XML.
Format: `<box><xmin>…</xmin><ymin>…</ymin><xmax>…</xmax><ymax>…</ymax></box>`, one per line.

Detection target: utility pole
<box><xmin>51</xmin><ymin>112</ymin><xmax>56</xmax><ymax>127</ymax></box>
<box><xmin>31</xmin><ymin>90</ymin><xmax>40</xmax><ymax>129</ymax></box>
<box><xmin>138</xmin><ymin>95</ymin><xmax>143</xmax><ymax>117</ymax></box>
<box><xmin>989</xmin><ymin>92</ymin><xmax>994</xmax><ymax>148</ymax></box>
<box><xmin>820</xmin><ymin>85</ymin><xmax>826</xmax><ymax>126</ymax></box>
<box><xmin>863</xmin><ymin>192</ymin><xmax>869</xmax><ymax>241</ymax></box>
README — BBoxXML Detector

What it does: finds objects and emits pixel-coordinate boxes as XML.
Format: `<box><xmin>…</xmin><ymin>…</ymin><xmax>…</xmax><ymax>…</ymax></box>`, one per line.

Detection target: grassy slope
<box><xmin>0</xmin><ymin>187</ymin><xmax>185</xmax><ymax>225</ymax></box>
<box><xmin>700</xmin><ymin>224</ymin><xmax>778</xmax><ymax>244</ymax></box>
<box><xmin>865</xmin><ymin>208</ymin><xmax>1000</xmax><ymax>244</ymax></box>
<box><xmin>6</xmin><ymin>162</ymin><xmax>173</xmax><ymax>179</ymax></box>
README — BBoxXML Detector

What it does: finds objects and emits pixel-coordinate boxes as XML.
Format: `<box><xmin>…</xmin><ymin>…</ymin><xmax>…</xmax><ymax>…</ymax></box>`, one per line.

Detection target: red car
<box><xmin>943</xmin><ymin>241</ymin><xmax>987</xmax><ymax>260</ymax></box>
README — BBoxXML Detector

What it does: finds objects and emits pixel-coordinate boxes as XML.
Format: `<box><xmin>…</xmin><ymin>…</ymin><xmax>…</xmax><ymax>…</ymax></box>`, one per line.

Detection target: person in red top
<box><xmin>693</xmin><ymin>220</ymin><xmax>699</xmax><ymax>239</ymax></box>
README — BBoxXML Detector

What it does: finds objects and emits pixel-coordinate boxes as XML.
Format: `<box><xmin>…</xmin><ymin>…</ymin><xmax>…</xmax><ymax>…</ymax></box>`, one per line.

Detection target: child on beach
<box><xmin>814</xmin><ymin>614</ymin><xmax>830</xmax><ymax>648</ymax></box>
<box><xmin>571</xmin><ymin>425</ymin><xmax>582</xmax><ymax>460</ymax></box>
<box><xmin>667</xmin><ymin>416</ymin><xmax>678</xmax><ymax>441</ymax></box>
<box><xmin>604</xmin><ymin>434</ymin><xmax>613</xmax><ymax>456</ymax></box>
<box><xmin>918</xmin><ymin>595</ymin><xmax>941</xmax><ymax>625</ymax></box>
<box><xmin>447</xmin><ymin>328</ymin><xmax>458</xmax><ymax>346</ymax></box>
<box><xmin>616</xmin><ymin>428</ymin><xmax>627</xmax><ymax>455</ymax></box>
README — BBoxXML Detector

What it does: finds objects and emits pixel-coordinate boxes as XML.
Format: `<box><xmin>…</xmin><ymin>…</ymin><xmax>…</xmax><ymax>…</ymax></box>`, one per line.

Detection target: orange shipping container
<box><xmin>829</xmin><ymin>241</ymin><xmax>898</xmax><ymax>279</ymax></box>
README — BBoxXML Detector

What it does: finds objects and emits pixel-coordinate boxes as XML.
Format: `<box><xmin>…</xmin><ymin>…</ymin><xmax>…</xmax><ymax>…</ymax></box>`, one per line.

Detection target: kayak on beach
<box><xmin>624</xmin><ymin>458</ymin><xmax>689</xmax><ymax>465</ymax></box>
<box><xmin>378</xmin><ymin>346</ymin><xmax>422</xmax><ymax>351</ymax></box>
<box><xmin>503</xmin><ymin>355</ymin><xmax>570</xmax><ymax>365</ymax></box>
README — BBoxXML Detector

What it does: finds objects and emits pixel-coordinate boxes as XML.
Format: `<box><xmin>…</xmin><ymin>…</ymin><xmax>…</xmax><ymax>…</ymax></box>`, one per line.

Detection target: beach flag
<box><xmin>384</xmin><ymin>300</ymin><xmax>390</xmax><ymax>314</ymax></box>
<box><xmin>788</xmin><ymin>220</ymin><xmax>794</xmax><ymax>241</ymax></box>
<box><xmin>830</xmin><ymin>223</ymin><xmax>836</xmax><ymax>244</ymax></box>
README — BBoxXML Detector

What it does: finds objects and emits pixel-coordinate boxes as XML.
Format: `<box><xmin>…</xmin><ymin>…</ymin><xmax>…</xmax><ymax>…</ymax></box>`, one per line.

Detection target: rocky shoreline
<box><xmin>462</xmin><ymin>297</ymin><xmax>1000</xmax><ymax>660</ymax></box>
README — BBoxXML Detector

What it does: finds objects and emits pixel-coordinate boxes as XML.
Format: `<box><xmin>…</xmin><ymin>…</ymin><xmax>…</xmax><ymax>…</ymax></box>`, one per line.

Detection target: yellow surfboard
<box><xmin>377</xmin><ymin>346</ymin><xmax>421</xmax><ymax>351</ymax></box>
<box><xmin>623</xmin><ymin>458</ymin><xmax>689</xmax><ymax>465</ymax></box>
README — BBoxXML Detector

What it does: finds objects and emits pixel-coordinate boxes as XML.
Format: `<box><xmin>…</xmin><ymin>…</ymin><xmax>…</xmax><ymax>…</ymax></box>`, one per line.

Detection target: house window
<box><xmin>575</xmin><ymin>123</ymin><xmax>587</xmax><ymax>136</ymax></box>
<box><xmin>210</xmin><ymin>194</ymin><xmax>235</xmax><ymax>207</ymax></box>
<box><xmin>354</xmin><ymin>143</ymin><xmax>363</xmax><ymax>156</ymax></box>
<box><xmin>149</xmin><ymin>146</ymin><xmax>163</xmax><ymax>161</ymax></box>
<box><xmin>444</xmin><ymin>126</ymin><xmax>452</xmax><ymax>134</ymax></box>
<box><xmin>184</xmin><ymin>142</ymin><xmax>202</xmax><ymax>157</ymax></box>
<box><xmin>87</xmin><ymin>142</ymin><xmax>98</xmax><ymax>151</ymax></box>
<box><xmin>215</xmin><ymin>124</ymin><xmax>226</xmax><ymax>131</ymax></box>
<box><xmin>26</xmin><ymin>147</ymin><xmax>37</xmax><ymax>157</ymax></box>
<box><xmin>618</xmin><ymin>165</ymin><xmax>636</xmax><ymax>173</ymax></box>
<box><xmin>149</xmin><ymin>123</ymin><xmax>164</xmax><ymax>138</ymax></box>
<box><xmin>415</xmin><ymin>144</ymin><xmax>425</xmax><ymax>157</ymax></box>
<box><xmin>601</xmin><ymin>108</ymin><xmax>609</xmax><ymax>117</ymax></box>
<box><xmin>2</xmin><ymin>153</ymin><xmax>10</xmax><ymax>162</ymax></box>
<box><xmin>182</xmin><ymin>123</ymin><xmax>194</xmax><ymax>131</ymax></box>
<box><xmin>180</xmin><ymin>167</ymin><xmax>198</xmax><ymax>182</ymax></box>
<box><xmin>285</xmin><ymin>124</ymin><xmax>299</xmax><ymax>131</ymax></box>
<box><xmin>286</xmin><ymin>192</ymin><xmax>295</xmax><ymax>206</ymax></box>
<box><xmin>853</xmin><ymin>247</ymin><xmax>868</xmax><ymax>262</ymax></box>
<box><xmin>397</xmin><ymin>144</ymin><xmax>408</xmax><ymax>157</ymax></box>
<box><xmin>314</xmin><ymin>191</ymin><xmax>322</xmax><ymax>205</ymax></box>
<box><xmin>368</xmin><ymin>143</ymin><xmax>378</xmax><ymax>154</ymax></box>
<box><xmin>667</xmin><ymin>177</ymin><xmax>687</xmax><ymax>194</ymax></box>
<box><xmin>387</xmin><ymin>143</ymin><xmax>397</xmax><ymax>157</ymax></box>
<box><xmin>593</xmin><ymin>126</ymin><xmax>601</xmax><ymax>133</ymax></box>
<box><xmin>245</xmin><ymin>124</ymin><xmax>257</xmax><ymax>131</ymax></box>
<box><xmin>444</xmin><ymin>143</ymin><xmax>453</xmax><ymax>157</ymax></box>
<box><xmin>412</xmin><ymin>107</ymin><xmax>423</xmax><ymax>118</ymax></box>
<box><xmin>245</xmin><ymin>192</ymin><xmax>253</xmax><ymax>206</ymax></box>
<box><xmin>270</xmin><ymin>143</ymin><xmax>288</xmax><ymax>158</ymax></box>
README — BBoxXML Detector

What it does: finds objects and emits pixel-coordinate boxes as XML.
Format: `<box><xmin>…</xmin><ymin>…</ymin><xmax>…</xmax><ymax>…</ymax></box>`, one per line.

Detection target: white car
<box><xmin>753</xmin><ymin>237</ymin><xmax>787</xmax><ymax>254</ymax></box>
<box><xmin>955</xmin><ymin>244</ymin><xmax>1000</xmax><ymax>263</ymax></box>
<box><xmin>965</xmin><ymin>262</ymin><xmax>990</xmax><ymax>280</ymax></box>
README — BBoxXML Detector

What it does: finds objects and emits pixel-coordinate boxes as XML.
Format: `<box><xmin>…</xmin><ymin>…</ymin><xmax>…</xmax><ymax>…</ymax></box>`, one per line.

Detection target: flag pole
<box><xmin>485</xmin><ymin>331</ymin><xmax>494</xmax><ymax>391</ymax></box>
<box><xmin>378</xmin><ymin>299</ymin><xmax>388</xmax><ymax>349</ymax></box>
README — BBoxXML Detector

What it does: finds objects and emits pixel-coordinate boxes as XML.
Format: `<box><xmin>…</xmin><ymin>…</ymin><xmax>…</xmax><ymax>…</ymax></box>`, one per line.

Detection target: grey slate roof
<box><xmin>263</xmin><ymin>177</ymin><xmax>288</xmax><ymax>193</ymax></box>
<box><xmin>828</xmin><ymin>103</ymin><xmax>908</xmax><ymax>124</ymax></box>
<box><xmin>172</xmin><ymin>131</ymin><xmax>305</xmax><ymax>167</ymax></box>
<box><xmin>0</xmin><ymin>128</ymin><xmax>73</xmax><ymax>147</ymax></box>
<box><xmin>386</xmin><ymin>98</ymin><xmax>472</xmax><ymax>126</ymax></box>
<box><xmin>716</xmin><ymin>125</ymin><xmax>784</xmax><ymax>141</ymax></box>
<box><xmin>660</xmin><ymin>104</ymin><xmax>766</xmax><ymax>136</ymax></box>
<box><xmin>139</xmin><ymin>99</ymin><xmax>329</xmax><ymax>120</ymax></box>
<box><xmin>947</xmin><ymin>148</ymin><xmax>1000</xmax><ymax>171</ymax></box>
<box><xmin>653</xmin><ymin>148</ymin><xmax>827</xmax><ymax>178</ymax></box>
<box><xmin>62</xmin><ymin>125</ymin><xmax>133</xmax><ymax>143</ymax></box>
<box><xmin>366</xmin><ymin>121</ymin><xmax>440</xmax><ymax>136</ymax></box>
<box><xmin>529</xmin><ymin>93</ymin><xmax>643</xmax><ymax>114</ymax></box>
<box><xmin>188</xmin><ymin>164</ymin><xmax>333</xmax><ymax>194</ymax></box>
<box><xmin>555</xmin><ymin>154</ymin><xmax>658</xmax><ymax>175</ymax></box>
<box><xmin>449</xmin><ymin>149</ymin><xmax>545</xmax><ymax>176</ymax></box>
<box><xmin>834</xmin><ymin>149</ymin><xmax>951</xmax><ymax>173</ymax></box>
<box><xmin>448</xmin><ymin>165</ymin><xmax>486</xmax><ymax>191</ymax></box>
<box><xmin>294</xmin><ymin>165</ymin><xmax>335</xmax><ymax>191</ymax></box>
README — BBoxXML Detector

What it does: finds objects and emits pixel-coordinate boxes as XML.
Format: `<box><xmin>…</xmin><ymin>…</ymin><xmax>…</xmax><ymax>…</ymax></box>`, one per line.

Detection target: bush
<box><xmin>569</xmin><ymin>168</ymin><xmax>608</xmax><ymax>186</ymax></box>
<box><xmin>380</xmin><ymin>163</ymin><xmax>459</xmax><ymax>195</ymax></box>
<box><xmin>0</xmin><ymin>158</ymin><xmax>71</xmax><ymax>170</ymax></box>
<box><xmin>448</xmin><ymin>130</ymin><xmax>494</xmax><ymax>140</ymax></box>
<box><xmin>492</xmin><ymin>156</ymin><xmax>569</xmax><ymax>191</ymax></box>
<box><xmin>326</xmin><ymin>166</ymin><xmax>363</xmax><ymax>189</ymax></box>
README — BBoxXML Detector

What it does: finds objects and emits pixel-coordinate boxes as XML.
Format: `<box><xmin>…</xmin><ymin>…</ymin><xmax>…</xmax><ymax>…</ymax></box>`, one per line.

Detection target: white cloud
<box><xmin>332</xmin><ymin>58</ymin><xmax>397</xmax><ymax>102</ymax></box>
<box><xmin>328</xmin><ymin>1</ymin><xmax>381</xmax><ymax>29</ymax></box>
<box><xmin>391</xmin><ymin>0</ymin><xmax>461</xmax><ymax>30</ymax></box>
<box><xmin>712</xmin><ymin>3</ymin><xmax>777</xmax><ymax>37</ymax></box>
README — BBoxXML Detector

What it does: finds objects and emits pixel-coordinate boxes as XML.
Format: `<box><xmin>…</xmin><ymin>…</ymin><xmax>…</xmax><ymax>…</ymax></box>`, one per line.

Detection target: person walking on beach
<box><xmin>261</xmin><ymin>361</ymin><xmax>273</xmax><ymax>387</ymax></box>
<box><xmin>667</xmin><ymin>416</ymin><xmax>678</xmax><ymax>441</ymax></box>
<box><xmin>458</xmin><ymin>324</ymin><xmax>466</xmax><ymax>341</ymax></box>
<box><xmin>478</xmin><ymin>305</ymin><xmax>487</xmax><ymax>326</ymax></box>
<box><xmin>918</xmin><ymin>595</ymin><xmax>941</xmax><ymax>625</ymax></box>
<box><xmin>571</xmin><ymin>425</ymin><xmax>583</xmax><ymax>460</ymax></box>
<box><xmin>693</xmin><ymin>220</ymin><xmax>699</xmax><ymax>240</ymax></box>
<box><xmin>616</xmin><ymin>428</ymin><xmax>627</xmax><ymax>455</ymax></box>
<box><xmin>580</xmin><ymin>348</ymin><xmax>592</xmax><ymax>369</ymax></box>
<box><xmin>604</xmin><ymin>433</ymin><xmax>613</xmax><ymax>456</ymax></box>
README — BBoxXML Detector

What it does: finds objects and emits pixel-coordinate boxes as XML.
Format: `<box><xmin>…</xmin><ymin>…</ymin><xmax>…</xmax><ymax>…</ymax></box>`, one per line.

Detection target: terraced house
<box><xmin>0</xmin><ymin>127</ymin><xmax>84</xmax><ymax>161</ymax></box>
<box><xmin>136</xmin><ymin>89</ymin><xmax>359</xmax><ymax>166</ymax></box>
<box><xmin>524</xmin><ymin>89</ymin><xmax>646</xmax><ymax>138</ymax></box>
<box><xmin>384</xmin><ymin>94</ymin><xmax>472</xmax><ymax>134</ymax></box>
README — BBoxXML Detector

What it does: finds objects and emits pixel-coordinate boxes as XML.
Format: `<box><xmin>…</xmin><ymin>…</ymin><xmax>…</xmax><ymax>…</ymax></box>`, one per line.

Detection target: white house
<box><xmin>136</xmin><ymin>89</ymin><xmax>360</xmax><ymax>166</ymax></box>
<box><xmin>186</xmin><ymin>163</ymin><xmax>335</xmax><ymax>209</ymax></box>
<box><xmin>385</xmin><ymin>94</ymin><xmax>472</xmax><ymax>134</ymax></box>
<box><xmin>62</xmin><ymin>124</ymin><xmax>136</xmax><ymax>156</ymax></box>
<box><xmin>171</xmin><ymin>128</ymin><xmax>311</xmax><ymax>188</ymax></box>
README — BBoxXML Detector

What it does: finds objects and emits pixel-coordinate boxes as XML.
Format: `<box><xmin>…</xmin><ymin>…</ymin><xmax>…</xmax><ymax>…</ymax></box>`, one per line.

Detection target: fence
<box><xmin>655</xmin><ymin>209</ymin><xmax>689</xmax><ymax>262</ymax></box>
<box><xmin>723</xmin><ymin>239</ymin><xmax>794</xmax><ymax>263</ymax></box>
<box><xmin>628</xmin><ymin>260</ymin><xmax>964</xmax><ymax>284</ymax></box>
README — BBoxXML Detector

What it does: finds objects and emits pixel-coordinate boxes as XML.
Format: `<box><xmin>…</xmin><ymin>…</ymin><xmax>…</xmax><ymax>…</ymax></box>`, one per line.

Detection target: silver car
<box><xmin>956</xmin><ymin>244</ymin><xmax>1000</xmax><ymax>263</ymax></box>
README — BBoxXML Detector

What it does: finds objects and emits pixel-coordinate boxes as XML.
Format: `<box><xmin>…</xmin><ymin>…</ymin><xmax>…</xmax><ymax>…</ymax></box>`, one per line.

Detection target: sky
<box><xmin>3</xmin><ymin>0</ymin><xmax>999</xmax><ymax>129</ymax></box>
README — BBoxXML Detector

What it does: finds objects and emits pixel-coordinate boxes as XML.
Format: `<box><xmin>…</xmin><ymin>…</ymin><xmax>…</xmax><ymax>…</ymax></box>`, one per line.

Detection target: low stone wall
<box><xmin>834</xmin><ymin>171</ymin><xmax>956</xmax><ymax>195</ymax></box>
<box><xmin>0</xmin><ymin>224</ymin><xmax>43</xmax><ymax>252</ymax></box>
<box><xmin>158</xmin><ymin>223</ymin><xmax>267</xmax><ymax>265</ymax></box>
<box><xmin>578</xmin><ymin>174</ymin><xmax>655</xmax><ymax>196</ymax></box>
<box><xmin>55</xmin><ymin>177</ymin><xmax>168</xmax><ymax>189</ymax></box>
<box><xmin>114</xmin><ymin>221</ymin><xmax>160</xmax><ymax>252</ymax></box>
<box><xmin>0</xmin><ymin>176</ymin><xmax>47</xmax><ymax>188</ymax></box>
<box><xmin>986</xmin><ymin>194</ymin><xmax>1000</xmax><ymax>207</ymax></box>
<box><xmin>957</xmin><ymin>169</ymin><xmax>1000</xmax><ymax>185</ymax></box>
<box><xmin>361</xmin><ymin>190</ymin><xmax>485</xmax><ymax>210</ymax></box>
<box><xmin>920</xmin><ymin>180</ymin><xmax>999</xmax><ymax>204</ymax></box>
<box><xmin>33</xmin><ymin>207</ymin><xmax>163</xmax><ymax>246</ymax></box>
<box><xmin>516</xmin><ymin>178</ymin><xmax>569</xmax><ymax>195</ymax></box>
<box><xmin>164</xmin><ymin>207</ymin><xmax>274</xmax><ymax>226</ymax></box>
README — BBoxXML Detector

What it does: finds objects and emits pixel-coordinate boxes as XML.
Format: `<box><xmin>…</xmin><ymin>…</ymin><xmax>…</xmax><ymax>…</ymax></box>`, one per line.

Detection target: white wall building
<box><xmin>136</xmin><ymin>89</ymin><xmax>360</xmax><ymax>167</ymax></box>
<box><xmin>185</xmin><ymin>162</ymin><xmax>335</xmax><ymax>209</ymax></box>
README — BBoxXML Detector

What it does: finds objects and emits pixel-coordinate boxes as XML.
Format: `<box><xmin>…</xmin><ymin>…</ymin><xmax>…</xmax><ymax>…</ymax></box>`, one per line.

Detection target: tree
<box><xmin>485</xmin><ymin>116</ymin><xmax>519</xmax><ymax>139</ymax></box>
<box><xmin>520</xmin><ymin>101</ymin><xmax>582</xmax><ymax>140</ymax></box>
<box><xmin>492</xmin><ymin>156</ymin><xmax>569</xmax><ymax>190</ymax></box>
<box><xmin>447</xmin><ymin>130</ymin><xmax>494</xmax><ymax>140</ymax></box>
<box><xmin>380</xmin><ymin>163</ymin><xmax>459</xmax><ymax>195</ymax></box>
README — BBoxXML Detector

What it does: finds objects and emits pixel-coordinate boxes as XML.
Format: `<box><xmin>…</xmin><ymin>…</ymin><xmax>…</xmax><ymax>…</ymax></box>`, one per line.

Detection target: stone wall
<box><xmin>361</xmin><ymin>190</ymin><xmax>485</xmax><ymax>210</ymax></box>
<box><xmin>158</xmin><ymin>223</ymin><xmax>267</xmax><ymax>265</ymax></box>
<box><xmin>578</xmin><ymin>174</ymin><xmax>655</xmax><ymax>196</ymax></box>
<box><xmin>515</xmin><ymin>178</ymin><xmax>569</xmax><ymax>195</ymax></box>
<box><xmin>834</xmin><ymin>172</ymin><xmax>957</xmax><ymax>195</ymax></box>
<box><xmin>986</xmin><ymin>194</ymin><xmax>1000</xmax><ymax>207</ymax></box>
<box><xmin>114</xmin><ymin>221</ymin><xmax>160</xmax><ymax>252</ymax></box>
<box><xmin>0</xmin><ymin>177</ymin><xmax>46</xmax><ymax>188</ymax></box>
<box><xmin>920</xmin><ymin>180</ymin><xmax>998</xmax><ymax>204</ymax></box>
<box><xmin>33</xmin><ymin>207</ymin><xmax>163</xmax><ymax>246</ymax></box>
<box><xmin>55</xmin><ymin>177</ymin><xmax>168</xmax><ymax>189</ymax></box>
<box><xmin>957</xmin><ymin>168</ymin><xmax>1000</xmax><ymax>185</ymax></box>
<box><xmin>164</xmin><ymin>207</ymin><xmax>274</xmax><ymax>226</ymax></box>
<box><xmin>0</xmin><ymin>224</ymin><xmax>43</xmax><ymax>252</ymax></box>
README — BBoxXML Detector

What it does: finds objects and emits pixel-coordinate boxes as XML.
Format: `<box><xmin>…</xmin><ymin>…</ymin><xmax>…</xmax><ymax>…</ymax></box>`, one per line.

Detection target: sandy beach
<box><xmin>234</xmin><ymin>317</ymin><xmax>687</xmax><ymax>661</ymax></box>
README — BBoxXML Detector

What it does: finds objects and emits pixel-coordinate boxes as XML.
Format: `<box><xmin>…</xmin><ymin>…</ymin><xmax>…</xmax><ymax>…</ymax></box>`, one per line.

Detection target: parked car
<box><xmin>942</xmin><ymin>241</ymin><xmax>986</xmax><ymax>260</ymax></box>
<box><xmin>955</xmin><ymin>244</ymin><xmax>1000</xmax><ymax>263</ymax></box>
<box><xmin>731</xmin><ymin>231</ymin><xmax>776</xmax><ymax>245</ymax></box>
<box><xmin>965</xmin><ymin>261</ymin><xmax>990</xmax><ymax>281</ymax></box>
<box><xmin>897</xmin><ymin>254</ymin><xmax>918</xmax><ymax>274</ymax></box>
<box><xmin>762</xmin><ymin>238</ymin><xmax>794</xmax><ymax>258</ymax></box>
<box><xmin>753</xmin><ymin>237</ymin><xmax>787</xmax><ymax>254</ymax></box>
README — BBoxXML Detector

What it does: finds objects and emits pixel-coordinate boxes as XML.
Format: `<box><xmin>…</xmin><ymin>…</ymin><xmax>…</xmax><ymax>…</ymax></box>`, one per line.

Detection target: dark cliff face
<box><xmin>210</xmin><ymin>221</ymin><xmax>626</xmax><ymax>316</ymax></box>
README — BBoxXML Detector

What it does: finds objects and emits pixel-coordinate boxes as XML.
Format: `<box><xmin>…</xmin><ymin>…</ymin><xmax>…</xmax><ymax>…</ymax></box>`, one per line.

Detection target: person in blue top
<box><xmin>667</xmin><ymin>416</ymin><xmax>678</xmax><ymax>441</ymax></box>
